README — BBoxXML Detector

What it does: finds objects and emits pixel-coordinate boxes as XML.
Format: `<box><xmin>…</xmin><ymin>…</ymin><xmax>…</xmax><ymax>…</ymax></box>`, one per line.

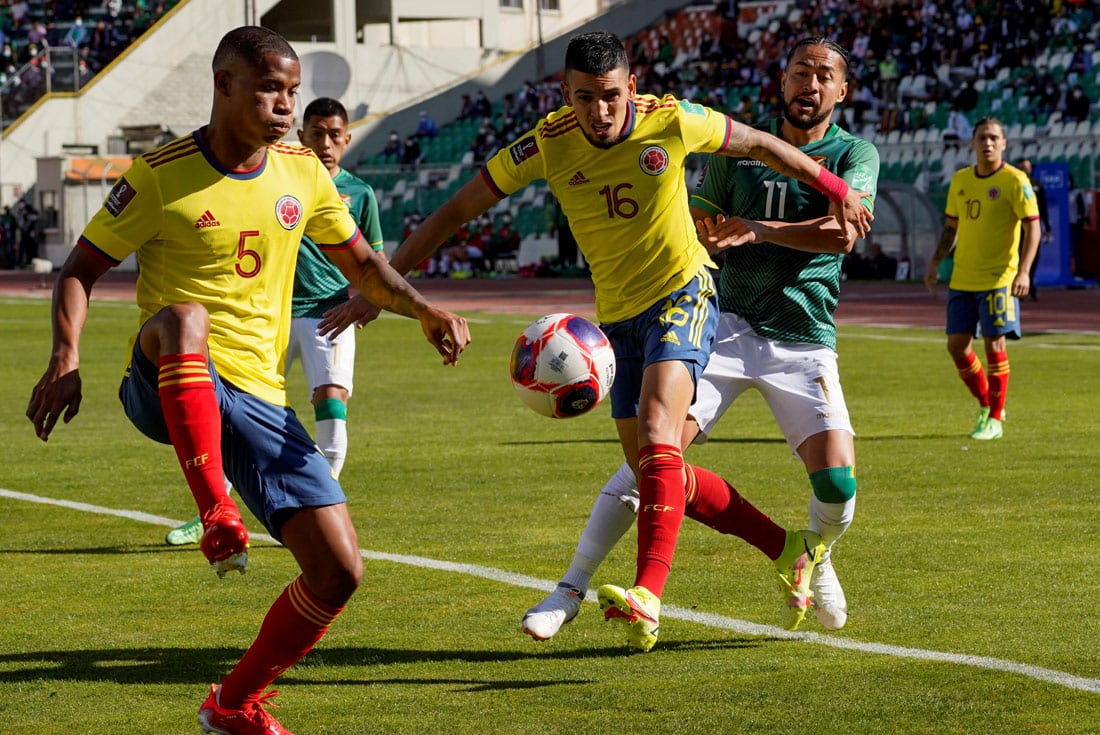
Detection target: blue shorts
<box><xmin>945</xmin><ymin>286</ymin><xmax>1021</xmax><ymax>340</ymax></box>
<box><xmin>602</xmin><ymin>267</ymin><xmax>719</xmax><ymax>419</ymax></box>
<box><xmin>118</xmin><ymin>342</ymin><xmax>345</xmax><ymax>541</ymax></box>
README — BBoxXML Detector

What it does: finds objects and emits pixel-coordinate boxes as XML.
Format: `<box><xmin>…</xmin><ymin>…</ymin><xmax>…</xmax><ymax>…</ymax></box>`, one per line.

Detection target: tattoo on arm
<box><xmin>931</xmin><ymin>224</ymin><xmax>957</xmax><ymax>262</ymax></box>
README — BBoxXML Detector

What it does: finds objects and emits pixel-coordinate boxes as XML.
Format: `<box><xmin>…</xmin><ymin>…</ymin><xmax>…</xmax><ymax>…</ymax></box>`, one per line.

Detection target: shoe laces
<box><xmin>240</xmin><ymin>690</ymin><xmax>282</xmax><ymax>726</ymax></box>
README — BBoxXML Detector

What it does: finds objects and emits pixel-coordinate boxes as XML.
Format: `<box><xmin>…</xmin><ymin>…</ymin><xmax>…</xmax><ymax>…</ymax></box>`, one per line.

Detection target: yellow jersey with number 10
<box><xmin>78</xmin><ymin>130</ymin><xmax>360</xmax><ymax>406</ymax></box>
<box><xmin>945</xmin><ymin>162</ymin><xmax>1040</xmax><ymax>291</ymax></box>
<box><xmin>484</xmin><ymin>95</ymin><xmax>729</xmax><ymax>323</ymax></box>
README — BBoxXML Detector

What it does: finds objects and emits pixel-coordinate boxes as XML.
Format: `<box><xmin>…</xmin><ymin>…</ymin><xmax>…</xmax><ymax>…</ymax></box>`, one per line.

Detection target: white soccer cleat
<box><xmin>521</xmin><ymin>585</ymin><xmax>583</xmax><ymax>641</ymax></box>
<box><xmin>810</xmin><ymin>556</ymin><xmax>848</xmax><ymax>630</ymax></box>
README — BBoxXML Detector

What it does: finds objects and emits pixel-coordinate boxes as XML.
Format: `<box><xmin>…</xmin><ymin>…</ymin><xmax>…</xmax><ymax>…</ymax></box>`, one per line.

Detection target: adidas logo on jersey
<box><xmin>194</xmin><ymin>210</ymin><xmax>220</xmax><ymax>229</ymax></box>
<box><xmin>567</xmin><ymin>170</ymin><xmax>590</xmax><ymax>186</ymax></box>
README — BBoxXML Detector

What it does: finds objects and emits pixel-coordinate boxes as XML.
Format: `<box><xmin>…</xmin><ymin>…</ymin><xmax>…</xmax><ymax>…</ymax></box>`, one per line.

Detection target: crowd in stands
<box><xmin>0</xmin><ymin>0</ymin><xmax>178</xmax><ymax>126</ymax></box>
<box><xmin>365</xmin><ymin>0</ymin><xmax>1098</xmax><ymax>279</ymax></box>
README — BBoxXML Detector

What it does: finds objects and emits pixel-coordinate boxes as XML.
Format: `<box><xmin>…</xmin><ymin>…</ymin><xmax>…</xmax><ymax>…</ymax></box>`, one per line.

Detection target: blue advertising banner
<box><xmin>1032</xmin><ymin>162</ymin><xmax>1075</xmax><ymax>287</ymax></box>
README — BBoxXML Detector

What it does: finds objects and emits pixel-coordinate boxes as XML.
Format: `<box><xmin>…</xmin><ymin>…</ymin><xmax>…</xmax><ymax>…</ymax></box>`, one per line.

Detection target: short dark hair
<box><xmin>973</xmin><ymin>116</ymin><xmax>1005</xmax><ymax>137</ymax></box>
<box><xmin>564</xmin><ymin>31</ymin><xmax>629</xmax><ymax>76</ymax></box>
<box><xmin>212</xmin><ymin>26</ymin><xmax>297</xmax><ymax>72</ymax></box>
<box><xmin>787</xmin><ymin>36</ymin><xmax>851</xmax><ymax>77</ymax></box>
<box><xmin>302</xmin><ymin>97</ymin><xmax>347</xmax><ymax>124</ymax></box>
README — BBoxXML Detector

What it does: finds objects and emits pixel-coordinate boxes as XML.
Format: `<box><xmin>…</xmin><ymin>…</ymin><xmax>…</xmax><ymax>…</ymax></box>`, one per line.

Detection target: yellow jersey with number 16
<box><xmin>78</xmin><ymin>130</ymin><xmax>360</xmax><ymax>406</ymax></box>
<box><xmin>484</xmin><ymin>94</ymin><xmax>729</xmax><ymax>323</ymax></box>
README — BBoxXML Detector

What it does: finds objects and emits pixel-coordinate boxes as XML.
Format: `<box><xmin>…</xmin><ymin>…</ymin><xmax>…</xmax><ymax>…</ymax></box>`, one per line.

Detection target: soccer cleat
<box><xmin>198</xmin><ymin>683</ymin><xmax>294</xmax><ymax>735</ymax></box>
<box><xmin>810</xmin><ymin>556</ymin><xmax>848</xmax><ymax>630</ymax></box>
<box><xmin>597</xmin><ymin>584</ymin><xmax>660</xmax><ymax>652</ymax></box>
<box><xmin>972</xmin><ymin>406</ymin><xmax>991</xmax><ymax>436</ymax></box>
<box><xmin>199</xmin><ymin>502</ymin><xmax>249</xmax><ymax>578</ymax></box>
<box><xmin>166</xmin><ymin>515</ymin><xmax>202</xmax><ymax>546</ymax></box>
<box><xmin>521</xmin><ymin>584</ymin><xmax>584</xmax><ymax>641</ymax></box>
<box><xmin>774</xmin><ymin>529</ymin><xmax>825</xmax><ymax>631</ymax></box>
<box><xmin>970</xmin><ymin>415</ymin><xmax>1003</xmax><ymax>440</ymax></box>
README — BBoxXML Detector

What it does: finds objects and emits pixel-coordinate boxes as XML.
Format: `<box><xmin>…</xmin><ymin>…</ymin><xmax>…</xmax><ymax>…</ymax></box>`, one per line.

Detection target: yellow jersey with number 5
<box><xmin>945</xmin><ymin>162</ymin><xmax>1039</xmax><ymax>291</ymax></box>
<box><xmin>78</xmin><ymin>130</ymin><xmax>360</xmax><ymax>406</ymax></box>
<box><xmin>484</xmin><ymin>94</ymin><xmax>729</xmax><ymax>323</ymax></box>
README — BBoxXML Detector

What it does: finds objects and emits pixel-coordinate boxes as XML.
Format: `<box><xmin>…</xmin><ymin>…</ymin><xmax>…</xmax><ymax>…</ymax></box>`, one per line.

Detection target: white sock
<box><xmin>315</xmin><ymin>417</ymin><xmax>348</xmax><ymax>478</ymax></box>
<box><xmin>808</xmin><ymin>494</ymin><xmax>856</xmax><ymax>552</ymax></box>
<box><xmin>560</xmin><ymin>463</ymin><xmax>638</xmax><ymax>594</ymax></box>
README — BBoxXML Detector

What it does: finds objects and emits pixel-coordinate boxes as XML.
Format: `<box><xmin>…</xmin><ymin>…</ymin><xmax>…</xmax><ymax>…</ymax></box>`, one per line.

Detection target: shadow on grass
<box><xmin>0</xmin><ymin>637</ymin><xmax>776</xmax><ymax>687</ymax></box>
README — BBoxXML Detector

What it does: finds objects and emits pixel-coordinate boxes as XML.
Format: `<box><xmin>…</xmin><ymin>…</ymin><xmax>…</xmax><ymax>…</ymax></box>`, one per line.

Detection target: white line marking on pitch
<box><xmin>2</xmin><ymin>487</ymin><xmax>1097</xmax><ymax>694</ymax></box>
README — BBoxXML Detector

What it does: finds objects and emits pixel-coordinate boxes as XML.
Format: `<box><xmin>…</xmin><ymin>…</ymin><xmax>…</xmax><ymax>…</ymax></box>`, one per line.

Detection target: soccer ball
<box><xmin>509</xmin><ymin>313</ymin><xmax>616</xmax><ymax>418</ymax></box>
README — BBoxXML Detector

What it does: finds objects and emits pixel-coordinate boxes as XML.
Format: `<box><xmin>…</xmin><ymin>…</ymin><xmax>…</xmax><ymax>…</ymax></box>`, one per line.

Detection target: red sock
<box><xmin>953</xmin><ymin>351</ymin><xmax>989</xmax><ymax>407</ymax></box>
<box><xmin>634</xmin><ymin>443</ymin><xmax>686</xmax><ymax>598</ymax></box>
<box><xmin>219</xmin><ymin>576</ymin><xmax>344</xmax><ymax>708</ymax></box>
<box><xmin>985</xmin><ymin>350</ymin><xmax>1009</xmax><ymax>420</ymax></box>
<box><xmin>685</xmin><ymin>465</ymin><xmax>787</xmax><ymax>560</ymax></box>
<box><xmin>158</xmin><ymin>354</ymin><xmax>228</xmax><ymax>516</ymax></box>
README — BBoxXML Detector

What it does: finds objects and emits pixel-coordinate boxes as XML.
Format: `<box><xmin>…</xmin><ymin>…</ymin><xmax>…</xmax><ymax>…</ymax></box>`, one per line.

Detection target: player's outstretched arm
<box><xmin>693</xmin><ymin>206</ymin><xmax>855</xmax><ymax>254</ymax></box>
<box><xmin>720</xmin><ymin>121</ymin><xmax>873</xmax><ymax>238</ymax></box>
<box><xmin>26</xmin><ymin>246</ymin><xmax>111</xmax><ymax>441</ymax></box>
<box><xmin>329</xmin><ymin>244</ymin><xmax>471</xmax><ymax>365</ymax></box>
<box><xmin>388</xmin><ymin>174</ymin><xmax>503</xmax><ymax>276</ymax></box>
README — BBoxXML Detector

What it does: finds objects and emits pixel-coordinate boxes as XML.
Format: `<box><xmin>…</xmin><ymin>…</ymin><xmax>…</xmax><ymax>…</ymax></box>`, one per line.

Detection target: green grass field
<box><xmin>1</xmin><ymin>295</ymin><xmax>1097</xmax><ymax>734</ymax></box>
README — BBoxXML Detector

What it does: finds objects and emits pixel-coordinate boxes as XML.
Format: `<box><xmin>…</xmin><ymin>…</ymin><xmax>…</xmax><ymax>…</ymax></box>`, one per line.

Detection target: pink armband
<box><xmin>810</xmin><ymin>166</ymin><xmax>850</xmax><ymax>203</ymax></box>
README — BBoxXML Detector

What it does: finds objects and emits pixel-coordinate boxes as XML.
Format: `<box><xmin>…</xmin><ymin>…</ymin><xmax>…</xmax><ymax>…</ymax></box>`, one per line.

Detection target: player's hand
<box><xmin>831</xmin><ymin>189</ymin><xmax>873</xmax><ymax>239</ymax></box>
<box><xmin>1012</xmin><ymin>271</ymin><xmax>1030</xmax><ymax>299</ymax></box>
<box><xmin>26</xmin><ymin>366</ymin><xmax>83</xmax><ymax>442</ymax></box>
<box><xmin>418</xmin><ymin>306</ymin><xmax>470</xmax><ymax>365</ymax></box>
<box><xmin>923</xmin><ymin>266</ymin><xmax>939</xmax><ymax>295</ymax></box>
<box><xmin>695</xmin><ymin>214</ymin><xmax>756</xmax><ymax>251</ymax></box>
<box><xmin>319</xmin><ymin>295</ymin><xmax>381</xmax><ymax>339</ymax></box>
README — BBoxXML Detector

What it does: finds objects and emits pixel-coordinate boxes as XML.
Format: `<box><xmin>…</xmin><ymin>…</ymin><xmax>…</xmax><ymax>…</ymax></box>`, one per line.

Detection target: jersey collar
<box><xmin>194</xmin><ymin>127</ymin><xmax>269</xmax><ymax>180</ymax></box>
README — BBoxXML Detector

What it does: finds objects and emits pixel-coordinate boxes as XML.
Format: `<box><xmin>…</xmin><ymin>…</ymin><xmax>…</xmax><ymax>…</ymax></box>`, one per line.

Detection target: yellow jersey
<box><xmin>484</xmin><ymin>94</ymin><xmax>729</xmax><ymax>323</ymax></box>
<box><xmin>79</xmin><ymin>130</ymin><xmax>360</xmax><ymax>406</ymax></box>
<box><xmin>945</xmin><ymin>162</ymin><xmax>1040</xmax><ymax>291</ymax></box>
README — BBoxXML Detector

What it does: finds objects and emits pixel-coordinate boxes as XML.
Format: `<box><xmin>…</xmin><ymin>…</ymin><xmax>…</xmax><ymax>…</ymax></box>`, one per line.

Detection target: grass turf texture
<box><xmin>0</xmin><ymin>296</ymin><xmax>1097</xmax><ymax>733</ymax></box>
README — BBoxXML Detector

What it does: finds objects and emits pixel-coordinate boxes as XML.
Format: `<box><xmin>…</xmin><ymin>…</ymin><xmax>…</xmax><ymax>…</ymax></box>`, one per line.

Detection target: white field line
<box><xmin>2</xmin><ymin>487</ymin><xmax>1098</xmax><ymax>694</ymax></box>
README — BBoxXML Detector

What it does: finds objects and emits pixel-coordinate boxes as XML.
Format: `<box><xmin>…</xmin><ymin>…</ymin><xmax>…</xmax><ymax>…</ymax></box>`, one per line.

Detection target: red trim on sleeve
<box><xmin>480</xmin><ymin>167</ymin><xmax>508</xmax><ymax>200</ymax></box>
<box><xmin>76</xmin><ymin>236</ymin><xmax>122</xmax><ymax>266</ymax></box>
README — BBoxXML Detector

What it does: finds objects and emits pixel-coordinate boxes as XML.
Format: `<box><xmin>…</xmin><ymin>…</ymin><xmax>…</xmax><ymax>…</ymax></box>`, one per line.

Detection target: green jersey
<box><xmin>292</xmin><ymin>168</ymin><xmax>384</xmax><ymax>318</ymax></box>
<box><xmin>690</xmin><ymin>121</ymin><xmax>878</xmax><ymax>349</ymax></box>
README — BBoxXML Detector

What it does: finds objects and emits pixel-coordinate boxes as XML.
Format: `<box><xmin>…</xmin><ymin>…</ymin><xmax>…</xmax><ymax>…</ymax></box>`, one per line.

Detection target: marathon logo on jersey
<box><xmin>639</xmin><ymin>145</ymin><xmax>669</xmax><ymax>176</ymax></box>
<box><xmin>275</xmin><ymin>195</ymin><xmax>303</xmax><ymax>230</ymax></box>
<box><xmin>340</xmin><ymin>193</ymin><xmax>352</xmax><ymax>210</ymax></box>
<box><xmin>737</xmin><ymin>160</ymin><xmax>766</xmax><ymax>166</ymax></box>
<box><xmin>987</xmin><ymin>187</ymin><xmax>1001</xmax><ymax>201</ymax></box>
<box><xmin>104</xmin><ymin>177</ymin><xmax>137</xmax><ymax>218</ymax></box>
<box><xmin>509</xmin><ymin>136</ymin><xmax>539</xmax><ymax>165</ymax></box>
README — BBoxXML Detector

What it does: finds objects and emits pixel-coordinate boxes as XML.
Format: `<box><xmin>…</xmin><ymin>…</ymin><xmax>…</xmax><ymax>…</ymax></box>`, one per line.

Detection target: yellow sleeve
<box><xmin>676</xmin><ymin>98</ymin><xmax>733</xmax><ymax>156</ymax></box>
<box><xmin>484</xmin><ymin>125</ymin><xmax>544</xmax><ymax>198</ymax></box>
<box><xmin>79</xmin><ymin>159</ymin><xmax>162</xmax><ymax>263</ymax></box>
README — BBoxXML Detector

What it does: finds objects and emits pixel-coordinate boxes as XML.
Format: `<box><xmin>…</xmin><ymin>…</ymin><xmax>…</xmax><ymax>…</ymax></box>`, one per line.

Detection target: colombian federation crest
<box><xmin>986</xmin><ymin>187</ymin><xmax>1001</xmax><ymax>201</ymax></box>
<box><xmin>639</xmin><ymin>146</ymin><xmax>669</xmax><ymax>176</ymax></box>
<box><xmin>275</xmin><ymin>195</ymin><xmax>303</xmax><ymax>230</ymax></box>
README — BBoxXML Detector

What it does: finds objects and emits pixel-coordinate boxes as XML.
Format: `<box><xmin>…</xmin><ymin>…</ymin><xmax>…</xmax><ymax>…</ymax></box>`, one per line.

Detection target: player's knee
<box><xmin>809</xmin><ymin>466</ymin><xmax>857</xmax><ymax>503</ymax></box>
<box><xmin>158</xmin><ymin>302</ymin><xmax>211</xmax><ymax>346</ymax></box>
<box><xmin>312</xmin><ymin>554</ymin><xmax>363</xmax><ymax>606</ymax></box>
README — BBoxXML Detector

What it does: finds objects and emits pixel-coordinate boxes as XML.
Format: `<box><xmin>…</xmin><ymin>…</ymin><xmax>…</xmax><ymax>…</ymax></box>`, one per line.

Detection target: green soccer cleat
<box><xmin>971</xmin><ymin>415</ymin><xmax>1003</xmax><ymax>440</ymax></box>
<box><xmin>165</xmin><ymin>515</ymin><xmax>202</xmax><ymax>546</ymax></box>
<box><xmin>775</xmin><ymin>529</ymin><xmax>825</xmax><ymax>631</ymax></box>
<box><xmin>597</xmin><ymin>584</ymin><xmax>660</xmax><ymax>652</ymax></box>
<box><xmin>972</xmin><ymin>406</ymin><xmax>991</xmax><ymax>436</ymax></box>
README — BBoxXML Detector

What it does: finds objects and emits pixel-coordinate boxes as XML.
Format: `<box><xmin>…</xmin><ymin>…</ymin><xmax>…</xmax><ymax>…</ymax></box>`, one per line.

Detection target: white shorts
<box><xmin>286</xmin><ymin>316</ymin><xmax>355</xmax><ymax>396</ymax></box>
<box><xmin>690</xmin><ymin>312</ymin><xmax>853</xmax><ymax>454</ymax></box>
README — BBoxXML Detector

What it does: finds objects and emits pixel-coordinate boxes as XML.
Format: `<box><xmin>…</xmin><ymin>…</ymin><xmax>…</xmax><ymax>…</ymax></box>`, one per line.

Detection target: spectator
<box><xmin>944</xmin><ymin>105</ymin><xmax>973</xmax><ymax>143</ymax></box>
<box><xmin>381</xmin><ymin>130</ymin><xmax>403</xmax><ymax>159</ymax></box>
<box><xmin>400</xmin><ymin>134</ymin><xmax>421</xmax><ymax>169</ymax></box>
<box><xmin>457</xmin><ymin>93</ymin><xmax>476</xmax><ymax>120</ymax></box>
<box><xmin>63</xmin><ymin>17</ymin><xmax>89</xmax><ymax>47</ymax></box>
<box><xmin>415</xmin><ymin>110</ymin><xmax>438</xmax><ymax>139</ymax></box>
<box><xmin>1063</xmin><ymin>84</ymin><xmax>1091</xmax><ymax>123</ymax></box>
<box><xmin>954</xmin><ymin>80</ymin><xmax>979</xmax><ymax>113</ymax></box>
<box><xmin>473</xmin><ymin>90</ymin><xmax>491</xmax><ymax>118</ymax></box>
